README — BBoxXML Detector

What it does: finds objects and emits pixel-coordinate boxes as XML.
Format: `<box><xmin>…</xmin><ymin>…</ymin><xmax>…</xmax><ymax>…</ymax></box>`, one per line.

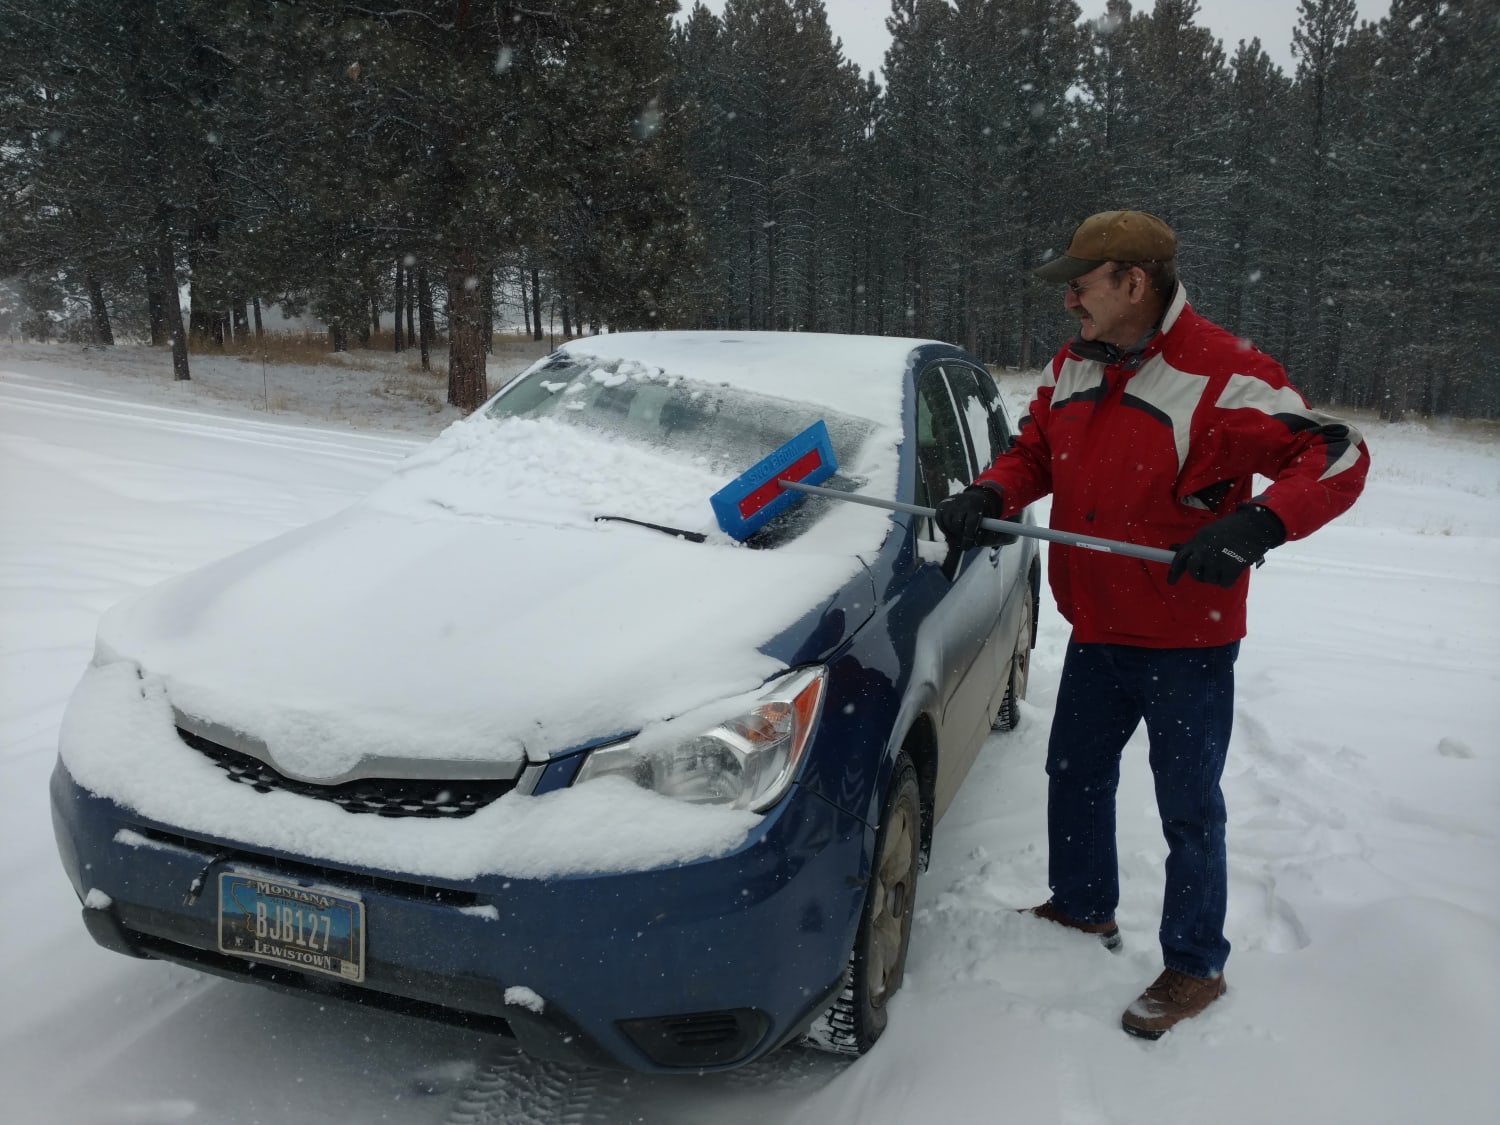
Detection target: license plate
<box><xmin>217</xmin><ymin>872</ymin><xmax>365</xmax><ymax>982</ymax></box>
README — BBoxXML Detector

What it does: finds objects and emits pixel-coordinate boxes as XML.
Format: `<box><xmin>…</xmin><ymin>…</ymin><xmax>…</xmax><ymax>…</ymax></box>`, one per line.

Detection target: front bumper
<box><xmin>51</xmin><ymin>760</ymin><xmax>870</xmax><ymax>1072</ymax></box>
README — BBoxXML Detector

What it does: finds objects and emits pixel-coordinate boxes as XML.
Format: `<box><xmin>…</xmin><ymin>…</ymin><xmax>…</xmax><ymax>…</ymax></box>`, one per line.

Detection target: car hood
<box><xmin>95</xmin><ymin>503</ymin><xmax>878</xmax><ymax>782</ymax></box>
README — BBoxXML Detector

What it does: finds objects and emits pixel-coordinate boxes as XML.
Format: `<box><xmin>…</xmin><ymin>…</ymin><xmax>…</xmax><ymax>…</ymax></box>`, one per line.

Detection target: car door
<box><xmin>940</xmin><ymin>361</ymin><xmax>1025</xmax><ymax>735</ymax></box>
<box><xmin>912</xmin><ymin>362</ymin><xmax>1007</xmax><ymax>822</ymax></box>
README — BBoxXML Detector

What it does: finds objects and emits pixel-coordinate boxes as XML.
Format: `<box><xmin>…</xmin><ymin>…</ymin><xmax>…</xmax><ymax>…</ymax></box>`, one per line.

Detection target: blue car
<box><xmin>51</xmin><ymin>331</ymin><xmax>1038</xmax><ymax>1072</ymax></box>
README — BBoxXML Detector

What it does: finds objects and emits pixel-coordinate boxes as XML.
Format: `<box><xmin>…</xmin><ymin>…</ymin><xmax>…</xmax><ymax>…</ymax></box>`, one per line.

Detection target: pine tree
<box><xmin>1077</xmin><ymin>0</ymin><xmax>1140</xmax><ymax>187</ymax></box>
<box><xmin>1286</xmin><ymin>0</ymin><xmax>1359</xmax><ymax>400</ymax></box>
<box><xmin>1126</xmin><ymin>2</ymin><xmax>1231</xmax><ymax>315</ymax></box>
<box><xmin>223</xmin><ymin>0</ymin><xmax>682</xmax><ymax>410</ymax></box>
<box><xmin>981</xmin><ymin>0</ymin><xmax>1088</xmax><ymax>366</ymax></box>
<box><xmin>699</xmin><ymin>0</ymin><xmax>861</xmax><ymax>331</ymax></box>
<box><xmin>1346</xmin><ymin>0</ymin><xmax>1500</xmax><ymax>419</ymax></box>
<box><xmin>878</xmin><ymin>0</ymin><xmax>957</xmax><ymax>338</ymax></box>
<box><xmin>670</xmin><ymin>4</ymin><xmax>738</xmax><ymax>327</ymax></box>
<box><xmin>1220</xmin><ymin>40</ymin><xmax>1294</xmax><ymax>350</ymax></box>
<box><xmin>0</xmin><ymin>0</ymin><xmax>236</xmax><ymax>374</ymax></box>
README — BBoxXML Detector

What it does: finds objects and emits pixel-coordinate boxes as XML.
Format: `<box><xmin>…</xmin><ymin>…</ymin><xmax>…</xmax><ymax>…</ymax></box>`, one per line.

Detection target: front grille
<box><xmin>176</xmin><ymin>728</ymin><xmax>516</xmax><ymax>819</ymax></box>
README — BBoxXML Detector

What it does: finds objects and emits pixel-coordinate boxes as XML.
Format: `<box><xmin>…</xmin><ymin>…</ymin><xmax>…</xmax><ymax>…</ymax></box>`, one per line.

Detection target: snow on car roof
<box><xmin>555</xmin><ymin>330</ymin><xmax>941</xmax><ymax>424</ymax></box>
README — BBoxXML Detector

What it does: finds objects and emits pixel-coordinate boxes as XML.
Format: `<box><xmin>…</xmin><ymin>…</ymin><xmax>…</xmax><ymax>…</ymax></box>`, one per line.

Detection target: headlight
<box><xmin>572</xmin><ymin>666</ymin><xmax>826</xmax><ymax>812</ymax></box>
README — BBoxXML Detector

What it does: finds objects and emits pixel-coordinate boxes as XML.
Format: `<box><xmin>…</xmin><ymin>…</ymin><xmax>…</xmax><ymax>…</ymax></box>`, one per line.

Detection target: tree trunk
<box><xmin>519</xmin><ymin>266</ymin><xmax>532</xmax><ymax>340</ymax></box>
<box><xmin>393</xmin><ymin>260</ymin><xmax>405</xmax><ymax>351</ymax></box>
<box><xmin>530</xmin><ymin>266</ymin><xmax>544</xmax><ymax>340</ymax></box>
<box><xmin>232</xmin><ymin>299</ymin><xmax>249</xmax><ymax>341</ymax></box>
<box><xmin>86</xmin><ymin>274</ymin><xmax>114</xmax><ymax>345</ymax></box>
<box><xmin>417</xmin><ymin>265</ymin><xmax>435</xmax><ymax>370</ymax></box>
<box><xmin>1019</xmin><ymin>288</ymin><xmax>1034</xmax><ymax>371</ymax></box>
<box><xmin>847</xmin><ymin>253</ymin><xmax>858</xmax><ymax>335</ymax></box>
<box><xmin>157</xmin><ymin>227</ymin><xmax>190</xmax><ymax>380</ymax></box>
<box><xmin>329</xmin><ymin>322</ymin><xmax>348</xmax><ymax>352</ymax></box>
<box><xmin>252</xmin><ymin>296</ymin><xmax>263</xmax><ymax>338</ymax></box>
<box><xmin>766</xmin><ymin>215</ymin><xmax>779</xmax><ymax>331</ymax></box>
<box><xmin>1019</xmin><ymin>241</ymin><xmax>1035</xmax><ymax>369</ymax></box>
<box><xmin>446</xmin><ymin>259</ymin><xmax>488</xmax><ymax>412</ymax></box>
<box><xmin>962</xmin><ymin>261</ymin><xmax>977</xmax><ymax>356</ymax></box>
<box><xmin>561</xmin><ymin>293</ymin><xmax>572</xmax><ymax>338</ymax></box>
<box><xmin>146</xmin><ymin>274</ymin><xmax>167</xmax><ymax>347</ymax></box>
<box><xmin>406</xmin><ymin>276</ymin><xmax>416</xmax><ymax>346</ymax></box>
<box><xmin>802</xmin><ymin>249</ymin><xmax>818</xmax><ymax>333</ymax></box>
<box><xmin>187</xmin><ymin>241</ymin><xmax>225</xmax><ymax>347</ymax></box>
<box><xmin>482</xmin><ymin>268</ymin><xmax>494</xmax><ymax>354</ymax></box>
<box><xmin>186</xmin><ymin>249</ymin><xmax>202</xmax><ymax>341</ymax></box>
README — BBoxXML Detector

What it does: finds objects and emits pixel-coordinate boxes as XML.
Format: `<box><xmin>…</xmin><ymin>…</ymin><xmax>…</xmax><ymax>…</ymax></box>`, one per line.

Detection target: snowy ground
<box><xmin>1</xmin><ymin>341</ymin><xmax>1497</xmax><ymax>1124</ymax></box>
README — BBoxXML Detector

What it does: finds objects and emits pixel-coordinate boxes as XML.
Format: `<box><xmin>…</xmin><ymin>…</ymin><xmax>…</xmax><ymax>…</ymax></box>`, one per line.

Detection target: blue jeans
<box><xmin>1045</xmin><ymin>640</ymin><xmax>1239</xmax><ymax>978</ymax></box>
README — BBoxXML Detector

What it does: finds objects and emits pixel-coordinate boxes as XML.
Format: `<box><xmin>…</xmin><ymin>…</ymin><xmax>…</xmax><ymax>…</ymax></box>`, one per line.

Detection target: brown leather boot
<box><xmin>1121</xmin><ymin>968</ymin><xmax>1227</xmax><ymax>1039</ymax></box>
<box><xmin>1024</xmin><ymin>900</ymin><xmax>1122</xmax><ymax>952</ymax></box>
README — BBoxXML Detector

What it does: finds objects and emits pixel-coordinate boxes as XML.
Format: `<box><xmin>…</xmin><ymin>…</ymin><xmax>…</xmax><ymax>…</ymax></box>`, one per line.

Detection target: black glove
<box><xmin>934</xmin><ymin>485</ymin><xmax>1007</xmax><ymax>551</ymax></box>
<box><xmin>1167</xmin><ymin>504</ymin><xmax>1286</xmax><ymax>587</ymax></box>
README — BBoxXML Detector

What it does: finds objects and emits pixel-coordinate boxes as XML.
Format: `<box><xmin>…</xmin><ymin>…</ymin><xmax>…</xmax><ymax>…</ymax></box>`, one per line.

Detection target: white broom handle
<box><xmin>779</xmin><ymin>480</ymin><xmax>1176</xmax><ymax>565</ymax></box>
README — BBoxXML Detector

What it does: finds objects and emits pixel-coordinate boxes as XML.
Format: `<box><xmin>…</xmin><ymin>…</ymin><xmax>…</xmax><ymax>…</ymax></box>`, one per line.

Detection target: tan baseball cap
<box><xmin>1034</xmin><ymin>210</ymin><xmax>1177</xmax><ymax>282</ymax></box>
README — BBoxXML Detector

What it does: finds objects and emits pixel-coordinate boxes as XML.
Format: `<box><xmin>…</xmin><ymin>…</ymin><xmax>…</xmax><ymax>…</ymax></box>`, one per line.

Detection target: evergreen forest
<box><xmin>2</xmin><ymin>0</ymin><xmax>1496</xmax><ymax>419</ymax></box>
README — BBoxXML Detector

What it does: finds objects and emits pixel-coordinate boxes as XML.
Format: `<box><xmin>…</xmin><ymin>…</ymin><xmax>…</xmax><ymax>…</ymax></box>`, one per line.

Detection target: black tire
<box><xmin>994</xmin><ymin>584</ymin><xmax>1034</xmax><ymax>732</ymax></box>
<box><xmin>804</xmin><ymin>755</ymin><xmax>921</xmax><ymax>1056</ymax></box>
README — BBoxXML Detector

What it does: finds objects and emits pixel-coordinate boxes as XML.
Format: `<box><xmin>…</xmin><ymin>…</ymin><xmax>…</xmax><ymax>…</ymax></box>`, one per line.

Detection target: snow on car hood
<box><xmin>90</xmin><ymin>414</ymin><xmax>895</xmax><ymax>781</ymax></box>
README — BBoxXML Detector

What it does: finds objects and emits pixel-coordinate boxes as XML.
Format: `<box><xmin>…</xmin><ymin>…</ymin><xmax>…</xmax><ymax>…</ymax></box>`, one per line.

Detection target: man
<box><xmin>936</xmin><ymin>210</ymin><xmax>1368</xmax><ymax>1039</ymax></box>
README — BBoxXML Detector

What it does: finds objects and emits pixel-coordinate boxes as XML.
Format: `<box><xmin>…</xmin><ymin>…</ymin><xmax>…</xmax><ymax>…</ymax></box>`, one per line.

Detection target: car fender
<box><xmin>795</xmin><ymin>553</ymin><xmax>948</xmax><ymax>837</ymax></box>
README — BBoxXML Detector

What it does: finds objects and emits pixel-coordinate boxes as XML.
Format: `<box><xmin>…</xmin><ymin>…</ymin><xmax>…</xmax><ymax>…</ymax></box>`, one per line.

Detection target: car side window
<box><xmin>915</xmin><ymin>366</ymin><xmax>974</xmax><ymax>536</ymax></box>
<box><xmin>942</xmin><ymin>363</ymin><xmax>1012</xmax><ymax>472</ymax></box>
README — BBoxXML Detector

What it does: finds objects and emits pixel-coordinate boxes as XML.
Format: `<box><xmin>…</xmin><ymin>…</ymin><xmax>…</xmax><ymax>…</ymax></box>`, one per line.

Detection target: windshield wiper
<box><xmin>593</xmin><ymin>515</ymin><xmax>707</xmax><ymax>543</ymax></box>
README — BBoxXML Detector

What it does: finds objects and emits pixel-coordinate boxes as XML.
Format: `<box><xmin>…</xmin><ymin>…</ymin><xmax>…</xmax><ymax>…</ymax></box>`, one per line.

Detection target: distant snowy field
<box><xmin>1</xmin><ymin>343</ymin><xmax>1496</xmax><ymax>1125</ymax></box>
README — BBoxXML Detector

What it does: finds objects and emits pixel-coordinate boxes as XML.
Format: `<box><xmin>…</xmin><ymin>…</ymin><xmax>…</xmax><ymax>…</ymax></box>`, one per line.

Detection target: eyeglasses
<box><xmin>1065</xmin><ymin>266</ymin><xmax>1129</xmax><ymax>296</ymax></box>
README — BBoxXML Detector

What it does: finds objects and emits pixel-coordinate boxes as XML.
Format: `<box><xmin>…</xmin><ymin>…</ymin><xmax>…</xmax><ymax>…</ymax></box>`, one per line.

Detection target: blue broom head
<box><xmin>711</xmin><ymin>420</ymin><xmax>838</xmax><ymax>542</ymax></box>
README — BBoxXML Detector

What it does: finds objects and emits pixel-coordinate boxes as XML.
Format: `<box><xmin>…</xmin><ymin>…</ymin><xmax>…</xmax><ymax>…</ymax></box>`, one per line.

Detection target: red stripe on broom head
<box><xmin>737</xmin><ymin>449</ymin><xmax>825</xmax><ymax>519</ymax></box>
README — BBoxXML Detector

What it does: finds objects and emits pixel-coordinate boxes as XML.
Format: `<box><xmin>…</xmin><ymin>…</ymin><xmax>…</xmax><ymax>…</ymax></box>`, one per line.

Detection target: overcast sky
<box><xmin>686</xmin><ymin>1</ymin><xmax>1394</xmax><ymax>77</ymax></box>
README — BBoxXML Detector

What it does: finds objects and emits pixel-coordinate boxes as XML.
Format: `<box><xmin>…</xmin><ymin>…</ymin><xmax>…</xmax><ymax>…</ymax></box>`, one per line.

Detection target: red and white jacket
<box><xmin>974</xmin><ymin>284</ymin><xmax>1369</xmax><ymax>648</ymax></box>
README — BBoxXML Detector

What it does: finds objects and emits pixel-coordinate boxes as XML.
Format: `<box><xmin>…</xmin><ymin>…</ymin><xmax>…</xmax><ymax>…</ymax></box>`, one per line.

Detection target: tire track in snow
<box><xmin>1269</xmin><ymin>549</ymin><xmax>1500</xmax><ymax>587</ymax></box>
<box><xmin>0</xmin><ymin>377</ymin><xmax>424</xmax><ymax>467</ymax></box>
<box><xmin>442</xmin><ymin>1050</ymin><xmax>623</xmax><ymax>1125</ymax></box>
<box><xmin>438</xmin><ymin>1042</ymin><xmax>850</xmax><ymax>1124</ymax></box>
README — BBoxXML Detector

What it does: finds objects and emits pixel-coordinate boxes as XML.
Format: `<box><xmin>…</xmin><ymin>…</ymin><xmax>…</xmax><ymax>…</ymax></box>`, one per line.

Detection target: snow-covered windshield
<box><xmin>486</xmin><ymin>352</ymin><xmax>876</xmax><ymax>483</ymax></box>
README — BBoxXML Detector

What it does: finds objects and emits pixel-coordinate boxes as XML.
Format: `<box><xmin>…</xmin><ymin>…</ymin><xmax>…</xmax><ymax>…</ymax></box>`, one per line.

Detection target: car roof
<box><xmin>556</xmin><ymin>330</ymin><xmax>956</xmax><ymax>425</ymax></box>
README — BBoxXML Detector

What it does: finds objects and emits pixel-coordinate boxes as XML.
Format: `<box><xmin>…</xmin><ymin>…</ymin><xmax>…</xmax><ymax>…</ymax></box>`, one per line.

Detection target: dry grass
<box><xmin>377</xmin><ymin>364</ymin><xmax>448</xmax><ymax>410</ymax></box>
<box><xmin>204</xmin><ymin>329</ymin><xmax>439</xmax><ymax>365</ymax></box>
<box><xmin>171</xmin><ymin>328</ymin><xmax>565</xmax><ymax>420</ymax></box>
<box><xmin>202</xmin><ymin>330</ymin><xmax>346</xmax><ymax>365</ymax></box>
<box><xmin>197</xmin><ymin>327</ymin><xmax>580</xmax><ymax>371</ymax></box>
<box><xmin>1324</xmin><ymin>403</ymin><xmax>1500</xmax><ymax>440</ymax></box>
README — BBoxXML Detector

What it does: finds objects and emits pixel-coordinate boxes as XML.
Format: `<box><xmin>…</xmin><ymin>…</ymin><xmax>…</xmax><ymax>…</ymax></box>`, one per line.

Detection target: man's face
<box><xmin>1063</xmin><ymin>262</ymin><xmax>1133</xmax><ymax>346</ymax></box>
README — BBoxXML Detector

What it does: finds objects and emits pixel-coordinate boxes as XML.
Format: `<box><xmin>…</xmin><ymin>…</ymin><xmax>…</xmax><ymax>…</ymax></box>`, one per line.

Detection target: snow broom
<box><xmin>711</xmin><ymin>421</ymin><xmax>1175</xmax><ymax>565</ymax></box>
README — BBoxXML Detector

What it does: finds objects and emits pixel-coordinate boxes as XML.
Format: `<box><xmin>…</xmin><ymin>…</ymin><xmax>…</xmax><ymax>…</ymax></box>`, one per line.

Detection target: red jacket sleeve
<box><xmin>1193</xmin><ymin>355</ymin><xmax>1370</xmax><ymax>541</ymax></box>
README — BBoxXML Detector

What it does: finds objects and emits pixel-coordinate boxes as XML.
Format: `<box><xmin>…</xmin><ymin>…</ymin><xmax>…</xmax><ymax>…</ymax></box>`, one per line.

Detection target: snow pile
<box><xmin>504</xmin><ymin>986</ymin><xmax>547</xmax><ymax>1014</ymax></box>
<box><xmin>370</xmin><ymin>412</ymin><xmax>735</xmax><ymax>530</ymax></box>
